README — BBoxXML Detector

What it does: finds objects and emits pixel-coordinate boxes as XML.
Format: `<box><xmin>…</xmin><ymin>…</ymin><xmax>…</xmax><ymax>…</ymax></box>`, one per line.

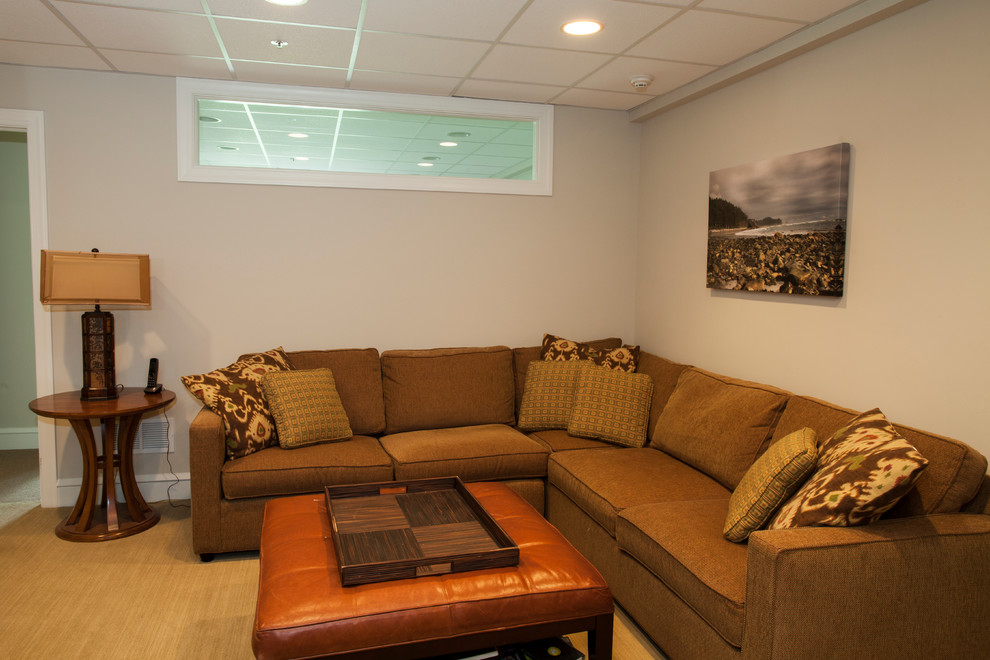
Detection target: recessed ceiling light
<box><xmin>439</xmin><ymin>141</ymin><xmax>458</xmax><ymax>147</ymax></box>
<box><xmin>292</xmin><ymin>156</ymin><xmax>309</xmax><ymax>161</ymax></box>
<box><xmin>288</xmin><ymin>132</ymin><xmax>308</xmax><ymax>138</ymax></box>
<box><xmin>447</xmin><ymin>131</ymin><xmax>471</xmax><ymax>138</ymax></box>
<box><xmin>218</xmin><ymin>145</ymin><xmax>238</xmax><ymax>151</ymax></box>
<box><xmin>271</xmin><ymin>40</ymin><xmax>288</xmax><ymax>48</ymax></box>
<box><xmin>421</xmin><ymin>156</ymin><xmax>440</xmax><ymax>161</ymax></box>
<box><xmin>266</xmin><ymin>0</ymin><xmax>308</xmax><ymax>6</ymax></box>
<box><xmin>418</xmin><ymin>162</ymin><xmax>434</xmax><ymax>167</ymax></box>
<box><xmin>199</xmin><ymin>115</ymin><xmax>220</xmax><ymax>123</ymax></box>
<box><xmin>562</xmin><ymin>20</ymin><xmax>602</xmax><ymax>36</ymax></box>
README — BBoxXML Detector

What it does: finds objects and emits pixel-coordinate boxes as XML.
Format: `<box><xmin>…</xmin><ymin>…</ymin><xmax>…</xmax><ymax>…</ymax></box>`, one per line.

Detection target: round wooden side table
<box><xmin>29</xmin><ymin>387</ymin><xmax>176</xmax><ymax>542</ymax></box>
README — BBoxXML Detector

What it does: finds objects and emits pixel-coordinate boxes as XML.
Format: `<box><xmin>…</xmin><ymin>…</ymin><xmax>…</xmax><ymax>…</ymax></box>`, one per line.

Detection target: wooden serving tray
<box><xmin>325</xmin><ymin>477</ymin><xmax>520</xmax><ymax>586</ymax></box>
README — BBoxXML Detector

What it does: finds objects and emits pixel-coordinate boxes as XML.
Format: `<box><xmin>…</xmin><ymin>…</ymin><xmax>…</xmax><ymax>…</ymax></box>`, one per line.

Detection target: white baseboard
<box><xmin>53</xmin><ymin>472</ymin><xmax>190</xmax><ymax>508</ymax></box>
<box><xmin>0</xmin><ymin>428</ymin><xmax>39</xmax><ymax>450</ymax></box>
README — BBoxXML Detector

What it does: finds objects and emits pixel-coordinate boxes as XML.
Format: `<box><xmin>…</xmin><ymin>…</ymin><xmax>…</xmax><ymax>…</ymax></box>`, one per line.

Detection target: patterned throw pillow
<box><xmin>540</xmin><ymin>333</ymin><xmax>640</xmax><ymax>373</ymax></box>
<box><xmin>723</xmin><ymin>428</ymin><xmax>818</xmax><ymax>542</ymax></box>
<box><xmin>768</xmin><ymin>409</ymin><xmax>929</xmax><ymax>529</ymax></box>
<box><xmin>260</xmin><ymin>369</ymin><xmax>352</xmax><ymax>449</ymax></box>
<box><xmin>180</xmin><ymin>347</ymin><xmax>293</xmax><ymax>459</ymax></box>
<box><xmin>517</xmin><ymin>360</ymin><xmax>586</xmax><ymax>431</ymax></box>
<box><xmin>567</xmin><ymin>364</ymin><xmax>654</xmax><ymax>447</ymax></box>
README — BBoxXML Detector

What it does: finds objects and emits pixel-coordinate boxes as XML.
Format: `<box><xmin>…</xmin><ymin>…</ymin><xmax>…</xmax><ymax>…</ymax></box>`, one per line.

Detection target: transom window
<box><xmin>178</xmin><ymin>79</ymin><xmax>553</xmax><ymax>195</ymax></box>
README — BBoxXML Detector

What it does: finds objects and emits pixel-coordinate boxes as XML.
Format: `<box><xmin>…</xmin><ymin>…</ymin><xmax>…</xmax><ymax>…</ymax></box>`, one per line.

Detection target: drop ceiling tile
<box><xmin>214</xmin><ymin>18</ymin><xmax>353</xmax><ymax>67</ymax></box>
<box><xmin>0</xmin><ymin>39</ymin><xmax>110</xmax><ymax>70</ymax></box>
<box><xmin>349</xmin><ymin>70</ymin><xmax>461</xmax><ymax>97</ymax></box>
<box><xmin>504</xmin><ymin>0</ymin><xmax>681</xmax><ymax>53</ymax></box>
<box><xmin>51</xmin><ymin>1</ymin><xmax>221</xmax><ymax>56</ymax></box>
<box><xmin>102</xmin><ymin>50</ymin><xmax>231</xmax><ymax>78</ymax></box>
<box><xmin>363</xmin><ymin>0</ymin><xmax>529</xmax><ymax>41</ymax></box>
<box><xmin>628</xmin><ymin>10</ymin><xmax>801</xmax><ymax>65</ymax></box>
<box><xmin>472</xmin><ymin>44</ymin><xmax>611</xmax><ymax>86</ymax></box>
<box><xmin>455</xmin><ymin>79</ymin><xmax>565</xmax><ymax>104</ymax></box>
<box><xmin>229</xmin><ymin>61</ymin><xmax>348</xmax><ymax>88</ymax></box>
<box><xmin>0</xmin><ymin>2</ymin><xmax>85</xmax><ymax>45</ymax></box>
<box><xmin>577</xmin><ymin>56</ymin><xmax>715</xmax><ymax>96</ymax></box>
<box><xmin>69</xmin><ymin>0</ymin><xmax>204</xmax><ymax>10</ymax></box>
<box><xmin>354</xmin><ymin>32</ymin><xmax>489</xmax><ymax>78</ymax></box>
<box><xmin>206</xmin><ymin>0</ymin><xmax>363</xmax><ymax>27</ymax></box>
<box><xmin>553</xmin><ymin>87</ymin><xmax>652</xmax><ymax>111</ymax></box>
<box><xmin>698</xmin><ymin>0</ymin><xmax>859</xmax><ymax>23</ymax></box>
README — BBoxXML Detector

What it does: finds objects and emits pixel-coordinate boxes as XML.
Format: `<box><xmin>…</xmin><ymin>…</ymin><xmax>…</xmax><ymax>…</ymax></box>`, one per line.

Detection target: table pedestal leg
<box><xmin>56</xmin><ymin>412</ymin><xmax>160</xmax><ymax>542</ymax></box>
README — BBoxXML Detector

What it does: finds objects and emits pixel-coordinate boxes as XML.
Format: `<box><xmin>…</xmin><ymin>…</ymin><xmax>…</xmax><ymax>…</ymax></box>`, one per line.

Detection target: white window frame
<box><xmin>176</xmin><ymin>78</ymin><xmax>553</xmax><ymax>196</ymax></box>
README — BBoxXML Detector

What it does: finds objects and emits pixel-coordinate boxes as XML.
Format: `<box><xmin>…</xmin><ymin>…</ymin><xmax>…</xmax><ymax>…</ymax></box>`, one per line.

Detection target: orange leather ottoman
<box><xmin>252</xmin><ymin>482</ymin><xmax>614</xmax><ymax>660</ymax></box>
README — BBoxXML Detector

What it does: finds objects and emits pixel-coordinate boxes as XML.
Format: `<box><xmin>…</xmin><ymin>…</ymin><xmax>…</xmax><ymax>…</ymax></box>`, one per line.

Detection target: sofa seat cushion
<box><xmin>617</xmin><ymin>499</ymin><xmax>747</xmax><ymax>648</ymax></box>
<box><xmin>772</xmin><ymin>395</ymin><xmax>988</xmax><ymax>517</ymax></box>
<box><xmin>380</xmin><ymin>424</ymin><xmax>549</xmax><ymax>482</ymax></box>
<box><xmin>548</xmin><ymin>448</ymin><xmax>730</xmax><ymax>536</ymax></box>
<box><xmin>526</xmin><ymin>429</ymin><xmax>615</xmax><ymax>453</ymax></box>
<box><xmin>221</xmin><ymin>436</ymin><xmax>393</xmax><ymax>500</ymax></box>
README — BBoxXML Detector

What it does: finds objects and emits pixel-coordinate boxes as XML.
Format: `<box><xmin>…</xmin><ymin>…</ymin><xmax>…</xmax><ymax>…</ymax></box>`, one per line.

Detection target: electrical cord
<box><xmin>162</xmin><ymin>410</ymin><xmax>189</xmax><ymax>508</ymax></box>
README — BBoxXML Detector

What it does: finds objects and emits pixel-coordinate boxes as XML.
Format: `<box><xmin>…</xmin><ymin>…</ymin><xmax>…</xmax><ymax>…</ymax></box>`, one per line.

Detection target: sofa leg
<box><xmin>199</xmin><ymin>553</ymin><xmax>215</xmax><ymax>563</ymax></box>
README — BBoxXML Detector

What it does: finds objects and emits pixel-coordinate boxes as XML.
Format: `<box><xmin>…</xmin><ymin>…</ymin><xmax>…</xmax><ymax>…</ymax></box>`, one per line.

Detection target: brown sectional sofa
<box><xmin>187</xmin><ymin>341</ymin><xmax>990</xmax><ymax>659</ymax></box>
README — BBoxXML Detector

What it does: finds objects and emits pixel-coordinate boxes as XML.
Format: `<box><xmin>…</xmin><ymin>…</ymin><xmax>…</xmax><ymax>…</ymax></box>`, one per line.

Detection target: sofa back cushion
<box><xmin>650</xmin><ymin>368</ymin><xmax>789</xmax><ymax>490</ymax></box>
<box><xmin>635</xmin><ymin>351</ymin><xmax>690</xmax><ymax>444</ymax></box>
<box><xmin>285</xmin><ymin>349</ymin><xmax>385</xmax><ymax>436</ymax></box>
<box><xmin>512</xmin><ymin>337</ymin><xmax>622</xmax><ymax>416</ymax></box>
<box><xmin>772</xmin><ymin>394</ymin><xmax>988</xmax><ymax>516</ymax></box>
<box><xmin>381</xmin><ymin>346</ymin><xmax>515</xmax><ymax>434</ymax></box>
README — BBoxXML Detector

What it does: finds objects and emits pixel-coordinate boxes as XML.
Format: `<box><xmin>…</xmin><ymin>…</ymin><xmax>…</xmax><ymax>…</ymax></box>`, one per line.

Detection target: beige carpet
<box><xmin>0</xmin><ymin>503</ymin><xmax>666</xmax><ymax>660</ymax></box>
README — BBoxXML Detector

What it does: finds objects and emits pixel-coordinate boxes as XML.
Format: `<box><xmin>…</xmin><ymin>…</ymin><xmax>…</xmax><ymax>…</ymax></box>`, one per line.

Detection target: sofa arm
<box><xmin>743</xmin><ymin>514</ymin><xmax>990</xmax><ymax>660</ymax></box>
<box><xmin>189</xmin><ymin>406</ymin><xmax>226</xmax><ymax>558</ymax></box>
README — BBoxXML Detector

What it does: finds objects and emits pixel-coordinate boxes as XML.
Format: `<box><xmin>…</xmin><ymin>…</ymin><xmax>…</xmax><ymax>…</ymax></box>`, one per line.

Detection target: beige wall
<box><xmin>0</xmin><ymin>65</ymin><xmax>640</xmax><ymax>494</ymax></box>
<box><xmin>635</xmin><ymin>0</ymin><xmax>990</xmax><ymax>457</ymax></box>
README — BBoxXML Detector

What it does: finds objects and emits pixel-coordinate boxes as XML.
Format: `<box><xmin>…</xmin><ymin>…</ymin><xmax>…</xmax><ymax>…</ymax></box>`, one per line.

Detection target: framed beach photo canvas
<box><xmin>707</xmin><ymin>143</ymin><xmax>850</xmax><ymax>296</ymax></box>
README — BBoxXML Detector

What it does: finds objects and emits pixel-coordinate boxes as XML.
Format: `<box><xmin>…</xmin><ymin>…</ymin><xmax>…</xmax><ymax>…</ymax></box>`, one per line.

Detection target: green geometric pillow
<box><xmin>723</xmin><ymin>428</ymin><xmax>818</xmax><ymax>542</ymax></box>
<box><xmin>260</xmin><ymin>369</ymin><xmax>352</xmax><ymax>449</ymax></box>
<box><xmin>768</xmin><ymin>409</ymin><xmax>928</xmax><ymax>529</ymax></box>
<box><xmin>517</xmin><ymin>360</ymin><xmax>586</xmax><ymax>431</ymax></box>
<box><xmin>567</xmin><ymin>363</ymin><xmax>654</xmax><ymax>447</ymax></box>
<box><xmin>180</xmin><ymin>347</ymin><xmax>293</xmax><ymax>459</ymax></box>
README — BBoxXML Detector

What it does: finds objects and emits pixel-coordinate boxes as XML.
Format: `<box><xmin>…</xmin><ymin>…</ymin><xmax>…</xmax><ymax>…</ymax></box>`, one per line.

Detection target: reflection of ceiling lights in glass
<box><xmin>288</xmin><ymin>133</ymin><xmax>308</xmax><ymax>138</ymax></box>
<box><xmin>418</xmin><ymin>162</ymin><xmax>434</xmax><ymax>167</ymax></box>
<box><xmin>200</xmin><ymin>115</ymin><xmax>220</xmax><ymax>123</ymax></box>
<box><xmin>219</xmin><ymin>146</ymin><xmax>237</xmax><ymax>151</ymax></box>
<box><xmin>439</xmin><ymin>141</ymin><xmax>458</xmax><ymax>147</ymax></box>
<box><xmin>447</xmin><ymin>131</ymin><xmax>471</xmax><ymax>138</ymax></box>
<box><xmin>421</xmin><ymin>156</ymin><xmax>440</xmax><ymax>161</ymax></box>
<box><xmin>266</xmin><ymin>0</ymin><xmax>308</xmax><ymax>6</ymax></box>
<box><xmin>292</xmin><ymin>157</ymin><xmax>309</xmax><ymax>161</ymax></box>
<box><xmin>562</xmin><ymin>20</ymin><xmax>602</xmax><ymax>36</ymax></box>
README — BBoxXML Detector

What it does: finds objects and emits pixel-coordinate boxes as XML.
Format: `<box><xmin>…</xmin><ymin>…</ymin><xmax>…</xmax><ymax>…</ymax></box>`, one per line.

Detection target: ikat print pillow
<box><xmin>768</xmin><ymin>409</ymin><xmax>928</xmax><ymax>529</ymax></box>
<box><xmin>181</xmin><ymin>347</ymin><xmax>293</xmax><ymax>459</ymax></box>
<box><xmin>260</xmin><ymin>368</ymin><xmax>352</xmax><ymax>449</ymax></box>
<box><xmin>540</xmin><ymin>333</ymin><xmax>640</xmax><ymax>372</ymax></box>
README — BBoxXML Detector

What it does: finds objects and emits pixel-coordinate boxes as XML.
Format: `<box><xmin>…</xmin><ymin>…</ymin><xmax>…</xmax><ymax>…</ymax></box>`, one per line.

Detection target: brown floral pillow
<box><xmin>540</xmin><ymin>333</ymin><xmax>640</xmax><ymax>373</ymax></box>
<box><xmin>181</xmin><ymin>347</ymin><xmax>293</xmax><ymax>459</ymax></box>
<box><xmin>768</xmin><ymin>409</ymin><xmax>928</xmax><ymax>529</ymax></box>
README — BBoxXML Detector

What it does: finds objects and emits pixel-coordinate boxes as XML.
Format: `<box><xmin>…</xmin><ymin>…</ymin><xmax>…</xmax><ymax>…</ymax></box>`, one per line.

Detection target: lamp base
<box><xmin>81</xmin><ymin>309</ymin><xmax>117</xmax><ymax>401</ymax></box>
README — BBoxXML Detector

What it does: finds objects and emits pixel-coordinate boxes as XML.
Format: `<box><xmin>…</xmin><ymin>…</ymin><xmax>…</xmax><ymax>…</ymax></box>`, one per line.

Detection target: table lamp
<box><xmin>40</xmin><ymin>249</ymin><xmax>151</xmax><ymax>401</ymax></box>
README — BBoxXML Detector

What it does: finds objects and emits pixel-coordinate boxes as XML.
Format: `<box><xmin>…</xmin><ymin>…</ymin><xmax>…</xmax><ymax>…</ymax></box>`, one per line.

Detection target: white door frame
<box><xmin>0</xmin><ymin>109</ymin><xmax>56</xmax><ymax>507</ymax></box>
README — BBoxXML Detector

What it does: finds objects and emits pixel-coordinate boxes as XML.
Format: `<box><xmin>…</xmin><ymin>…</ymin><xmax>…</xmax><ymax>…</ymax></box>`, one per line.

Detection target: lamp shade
<box><xmin>40</xmin><ymin>250</ymin><xmax>151</xmax><ymax>306</ymax></box>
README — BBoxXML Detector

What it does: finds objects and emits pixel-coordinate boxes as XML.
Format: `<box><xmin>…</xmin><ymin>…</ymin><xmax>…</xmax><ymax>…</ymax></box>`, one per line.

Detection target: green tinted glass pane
<box><xmin>197</xmin><ymin>100</ymin><xmax>535</xmax><ymax>180</ymax></box>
